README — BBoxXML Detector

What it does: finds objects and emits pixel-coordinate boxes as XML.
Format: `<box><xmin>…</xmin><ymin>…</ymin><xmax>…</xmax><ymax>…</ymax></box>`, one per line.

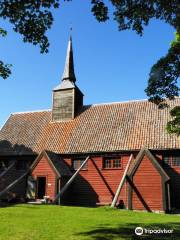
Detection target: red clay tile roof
<box><xmin>0</xmin><ymin>98</ymin><xmax>180</xmax><ymax>155</ymax></box>
<box><xmin>0</xmin><ymin>111</ymin><xmax>51</xmax><ymax>155</ymax></box>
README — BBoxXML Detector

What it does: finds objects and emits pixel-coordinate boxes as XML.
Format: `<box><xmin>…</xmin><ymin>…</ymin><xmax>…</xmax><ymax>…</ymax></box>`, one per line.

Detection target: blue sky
<box><xmin>0</xmin><ymin>1</ymin><xmax>174</xmax><ymax>127</ymax></box>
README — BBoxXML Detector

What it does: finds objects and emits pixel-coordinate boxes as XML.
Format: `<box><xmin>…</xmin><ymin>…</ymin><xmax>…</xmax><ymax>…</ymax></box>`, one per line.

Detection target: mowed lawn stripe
<box><xmin>0</xmin><ymin>205</ymin><xmax>179</xmax><ymax>240</ymax></box>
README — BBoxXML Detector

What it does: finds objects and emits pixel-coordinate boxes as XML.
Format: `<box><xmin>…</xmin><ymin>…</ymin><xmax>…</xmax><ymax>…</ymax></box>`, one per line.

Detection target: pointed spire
<box><xmin>62</xmin><ymin>34</ymin><xmax>76</xmax><ymax>82</ymax></box>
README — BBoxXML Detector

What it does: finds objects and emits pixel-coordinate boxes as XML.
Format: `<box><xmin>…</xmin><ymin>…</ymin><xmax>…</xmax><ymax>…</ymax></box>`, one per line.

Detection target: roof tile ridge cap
<box><xmin>91</xmin><ymin>99</ymin><xmax>148</xmax><ymax>106</ymax></box>
<box><xmin>12</xmin><ymin>109</ymin><xmax>52</xmax><ymax>115</ymax></box>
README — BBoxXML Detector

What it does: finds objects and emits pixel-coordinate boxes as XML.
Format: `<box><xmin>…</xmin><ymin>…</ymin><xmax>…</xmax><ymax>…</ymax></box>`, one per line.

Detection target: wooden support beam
<box><xmin>0</xmin><ymin>171</ymin><xmax>28</xmax><ymax>198</ymax></box>
<box><xmin>0</xmin><ymin>162</ymin><xmax>15</xmax><ymax>179</ymax></box>
<box><xmin>111</xmin><ymin>154</ymin><xmax>133</xmax><ymax>208</ymax></box>
<box><xmin>167</xmin><ymin>182</ymin><xmax>171</xmax><ymax>212</ymax></box>
<box><xmin>54</xmin><ymin>156</ymin><xmax>90</xmax><ymax>204</ymax></box>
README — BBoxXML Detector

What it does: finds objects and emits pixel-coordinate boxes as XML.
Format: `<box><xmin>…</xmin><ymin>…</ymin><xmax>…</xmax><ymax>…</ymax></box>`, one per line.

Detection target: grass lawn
<box><xmin>0</xmin><ymin>205</ymin><xmax>179</xmax><ymax>240</ymax></box>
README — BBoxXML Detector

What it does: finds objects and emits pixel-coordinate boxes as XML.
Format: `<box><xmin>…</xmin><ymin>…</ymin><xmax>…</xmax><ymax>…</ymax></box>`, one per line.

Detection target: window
<box><xmin>103</xmin><ymin>156</ymin><xmax>122</xmax><ymax>169</ymax></box>
<box><xmin>113</xmin><ymin>158</ymin><xmax>121</xmax><ymax>168</ymax></box>
<box><xmin>172</xmin><ymin>155</ymin><xmax>180</xmax><ymax>166</ymax></box>
<box><xmin>163</xmin><ymin>153</ymin><xmax>180</xmax><ymax>167</ymax></box>
<box><xmin>163</xmin><ymin>156</ymin><xmax>171</xmax><ymax>165</ymax></box>
<box><xmin>72</xmin><ymin>160</ymin><xmax>79</xmax><ymax>170</ymax></box>
<box><xmin>72</xmin><ymin>158</ymin><xmax>88</xmax><ymax>170</ymax></box>
<box><xmin>104</xmin><ymin>159</ymin><xmax>111</xmax><ymax>168</ymax></box>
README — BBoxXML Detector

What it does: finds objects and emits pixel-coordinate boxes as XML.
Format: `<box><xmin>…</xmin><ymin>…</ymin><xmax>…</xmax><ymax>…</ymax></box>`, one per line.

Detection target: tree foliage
<box><xmin>0</xmin><ymin>61</ymin><xmax>11</xmax><ymax>79</ymax></box>
<box><xmin>0</xmin><ymin>0</ymin><xmax>60</xmax><ymax>79</ymax></box>
<box><xmin>145</xmin><ymin>38</ymin><xmax>180</xmax><ymax>106</ymax></box>
<box><xmin>92</xmin><ymin>0</ymin><xmax>179</xmax><ymax>34</ymax></box>
<box><xmin>0</xmin><ymin>0</ymin><xmax>180</xmax><ymax>132</ymax></box>
<box><xmin>166</xmin><ymin>106</ymin><xmax>180</xmax><ymax>135</ymax></box>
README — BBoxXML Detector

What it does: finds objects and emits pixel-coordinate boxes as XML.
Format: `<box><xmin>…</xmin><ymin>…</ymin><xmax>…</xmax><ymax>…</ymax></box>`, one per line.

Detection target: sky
<box><xmin>0</xmin><ymin>1</ymin><xmax>175</xmax><ymax>127</ymax></box>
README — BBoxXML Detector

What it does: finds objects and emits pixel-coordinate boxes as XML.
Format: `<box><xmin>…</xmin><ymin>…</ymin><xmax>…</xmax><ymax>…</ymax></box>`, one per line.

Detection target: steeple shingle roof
<box><xmin>54</xmin><ymin>36</ymin><xmax>76</xmax><ymax>91</ymax></box>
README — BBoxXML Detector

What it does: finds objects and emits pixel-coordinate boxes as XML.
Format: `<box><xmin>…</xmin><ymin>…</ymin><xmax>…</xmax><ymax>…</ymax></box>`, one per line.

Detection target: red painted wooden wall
<box><xmin>164</xmin><ymin>164</ymin><xmax>180</xmax><ymax>209</ymax></box>
<box><xmin>64</xmin><ymin>155</ymin><xmax>131</xmax><ymax>207</ymax></box>
<box><xmin>131</xmin><ymin>155</ymin><xmax>163</xmax><ymax>211</ymax></box>
<box><xmin>30</xmin><ymin>151</ymin><xmax>180</xmax><ymax>210</ymax></box>
<box><xmin>31</xmin><ymin>155</ymin><xmax>57</xmax><ymax>201</ymax></box>
<box><xmin>153</xmin><ymin>151</ymin><xmax>180</xmax><ymax>210</ymax></box>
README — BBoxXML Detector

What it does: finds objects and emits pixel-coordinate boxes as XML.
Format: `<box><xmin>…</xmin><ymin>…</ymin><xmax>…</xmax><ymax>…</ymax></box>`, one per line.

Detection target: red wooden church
<box><xmin>0</xmin><ymin>36</ymin><xmax>180</xmax><ymax>213</ymax></box>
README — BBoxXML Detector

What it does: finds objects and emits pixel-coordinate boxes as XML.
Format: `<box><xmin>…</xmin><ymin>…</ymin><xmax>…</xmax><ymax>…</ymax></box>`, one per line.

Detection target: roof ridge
<box><xmin>10</xmin><ymin>96</ymin><xmax>180</xmax><ymax>115</ymax></box>
<box><xmin>12</xmin><ymin>109</ymin><xmax>51</xmax><ymax>115</ymax></box>
<box><xmin>91</xmin><ymin>96</ymin><xmax>180</xmax><ymax>107</ymax></box>
<box><xmin>92</xmin><ymin>99</ymin><xmax>148</xmax><ymax>106</ymax></box>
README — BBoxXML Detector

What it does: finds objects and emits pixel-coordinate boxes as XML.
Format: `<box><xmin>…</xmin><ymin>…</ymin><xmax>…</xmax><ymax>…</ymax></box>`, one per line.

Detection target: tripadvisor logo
<box><xmin>135</xmin><ymin>227</ymin><xmax>143</xmax><ymax>236</ymax></box>
<box><xmin>135</xmin><ymin>227</ymin><xmax>174</xmax><ymax>236</ymax></box>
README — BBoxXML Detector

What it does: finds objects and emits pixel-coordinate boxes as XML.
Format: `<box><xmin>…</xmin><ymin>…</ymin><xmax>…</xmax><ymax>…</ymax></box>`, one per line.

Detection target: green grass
<box><xmin>0</xmin><ymin>205</ymin><xmax>179</xmax><ymax>240</ymax></box>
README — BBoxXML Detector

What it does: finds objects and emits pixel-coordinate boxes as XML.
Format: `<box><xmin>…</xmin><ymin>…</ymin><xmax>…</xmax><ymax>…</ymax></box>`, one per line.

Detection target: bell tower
<box><xmin>52</xmin><ymin>36</ymin><xmax>83</xmax><ymax>122</ymax></box>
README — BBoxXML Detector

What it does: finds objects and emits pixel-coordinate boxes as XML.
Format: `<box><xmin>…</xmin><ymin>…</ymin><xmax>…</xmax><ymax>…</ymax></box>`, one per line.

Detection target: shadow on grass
<box><xmin>77</xmin><ymin>222</ymin><xmax>180</xmax><ymax>240</ymax></box>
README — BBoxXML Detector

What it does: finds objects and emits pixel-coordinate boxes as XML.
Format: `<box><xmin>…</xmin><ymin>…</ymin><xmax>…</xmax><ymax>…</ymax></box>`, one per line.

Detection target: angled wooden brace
<box><xmin>54</xmin><ymin>156</ymin><xmax>90</xmax><ymax>204</ymax></box>
<box><xmin>0</xmin><ymin>162</ymin><xmax>15</xmax><ymax>179</ymax></box>
<box><xmin>111</xmin><ymin>154</ymin><xmax>133</xmax><ymax>208</ymax></box>
<box><xmin>0</xmin><ymin>171</ymin><xmax>29</xmax><ymax>198</ymax></box>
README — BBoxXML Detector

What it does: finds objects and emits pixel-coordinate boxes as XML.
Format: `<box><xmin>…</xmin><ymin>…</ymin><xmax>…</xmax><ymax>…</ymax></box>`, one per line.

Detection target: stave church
<box><xmin>0</xmin><ymin>36</ymin><xmax>180</xmax><ymax>212</ymax></box>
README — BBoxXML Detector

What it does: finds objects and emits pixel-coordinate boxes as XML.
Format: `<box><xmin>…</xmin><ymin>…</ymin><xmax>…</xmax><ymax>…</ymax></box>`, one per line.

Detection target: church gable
<box><xmin>30</xmin><ymin>151</ymin><xmax>60</xmax><ymax>178</ymax></box>
<box><xmin>131</xmin><ymin>155</ymin><xmax>164</xmax><ymax>211</ymax></box>
<box><xmin>128</xmin><ymin>147</ymin><xmax>169</xmax><ymax>181</ymax></box>
<box><xmin>30</xmin><ymin>151</ymin><xmax>72</xmax><ymax>177</ymax></box>
<box><xmin>127</xmin><ymin>147</ymin><xmax>170</xmax><ymax>212</ymax></box>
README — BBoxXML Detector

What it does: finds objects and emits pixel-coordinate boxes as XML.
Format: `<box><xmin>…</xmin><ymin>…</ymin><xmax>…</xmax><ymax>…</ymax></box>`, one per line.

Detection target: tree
<box><xmin>0</xmin><ymin>0</ymin><xmax>179</xmax><ymax>132</ymax></box>
<box><xmin>145</xmin><ymin>31</ymin><xmax>180</xmax><ymax>134</ymax></box>
<box><xmin>92</xmin><ymin>0</ymin><xmax>180</xmax><ymax>134</ymax></box>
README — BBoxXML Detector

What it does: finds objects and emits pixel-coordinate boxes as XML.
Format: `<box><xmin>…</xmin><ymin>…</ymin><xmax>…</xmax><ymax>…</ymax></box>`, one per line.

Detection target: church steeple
<box><xmin>53</xmin><ymin>35</ymin><xmax>77</xmax><ymax>91</ymax></box>
<box><xmin>62</xmin><ymin>36</ymin><xmax>76</xmax><ymax>82</ymax></box>
<box><xmin>52</xmin><ymin>35</ymin><xmax>84</xmax><ymax>122</ymax></box>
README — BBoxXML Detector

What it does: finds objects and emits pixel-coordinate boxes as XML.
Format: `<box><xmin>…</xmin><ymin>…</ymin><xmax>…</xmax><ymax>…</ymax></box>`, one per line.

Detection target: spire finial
<box><xmin>70</xmin><ymin>23</ymin><xmax>72</xmax><ymax>40</ymax></box>
<box><xmin>70</xmin><ymin>24</ymin><xmax>72</xmax><ymax>33</ymax></box>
